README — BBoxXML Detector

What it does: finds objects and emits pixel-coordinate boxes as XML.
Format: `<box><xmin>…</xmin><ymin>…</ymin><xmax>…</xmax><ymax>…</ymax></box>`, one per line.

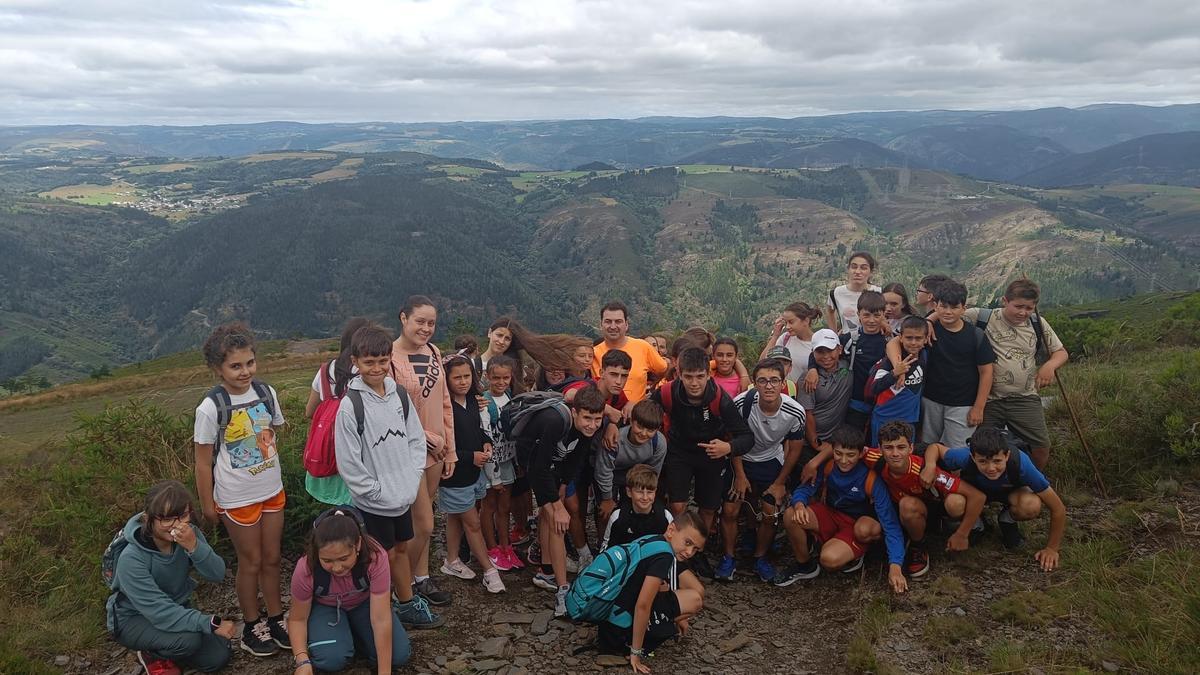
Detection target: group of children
<box><xmin>105</xmin><ymin>255</ymin><xmax>1072</xmax><ymax>674</ymax></box>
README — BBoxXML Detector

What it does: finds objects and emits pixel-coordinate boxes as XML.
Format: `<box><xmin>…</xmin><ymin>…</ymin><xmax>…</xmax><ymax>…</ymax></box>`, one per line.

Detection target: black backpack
<box><xmin>205</xmin><ymin>380</ymin><xmax>275</xmax><ymax>465</ymax></box>
<box><xmin>498</xmin><ymin>391</ymin><xmax>572</xmax><ymax>469</ymax></box>
<box><xmin>310</xmin><ymin>507</ymin><xmax>372</xmax><ymax>598</ymax></box>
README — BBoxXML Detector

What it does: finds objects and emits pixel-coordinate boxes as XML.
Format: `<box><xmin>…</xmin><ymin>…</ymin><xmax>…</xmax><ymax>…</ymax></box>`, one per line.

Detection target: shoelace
<box><xmin>410</xmin><ymin>595</ymin><xmax>433</xmax><ymax>619</ymax></box>
<box><xmin>250</xmin><ymin>619</ymin><xmax>272</xmax><ymax>641</ymax></box>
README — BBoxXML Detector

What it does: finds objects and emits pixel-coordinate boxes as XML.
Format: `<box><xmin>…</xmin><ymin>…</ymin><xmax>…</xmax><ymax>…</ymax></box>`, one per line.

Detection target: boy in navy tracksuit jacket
<box><xmin>867</xmin><ymin>315</ymin><xmax>930</xmax><ymax>445</ymax></box>
<box><xmin>773</xmin><ymin>424</ymin><xmax>908</xmax><ymax>592</ymax></box>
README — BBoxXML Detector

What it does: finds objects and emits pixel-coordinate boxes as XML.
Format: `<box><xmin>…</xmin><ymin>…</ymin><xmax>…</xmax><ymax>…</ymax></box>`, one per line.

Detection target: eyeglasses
<box><xmin>157</xmin><ymin>511</ymin><xmax>192</xmax><ymax>527</ymax></box>
<box><xmin>754</xmin><ymin>377</ymin><xmax>783</xmax><ymax>387</ymax></box>
<box><xmin>917</xmin><ymin>288</ymin><xmax>929</xmax><ymax>295</ymax></box>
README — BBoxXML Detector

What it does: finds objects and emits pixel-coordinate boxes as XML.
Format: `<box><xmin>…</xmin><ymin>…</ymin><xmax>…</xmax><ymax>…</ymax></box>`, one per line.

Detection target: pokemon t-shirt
<box><xmin>194</xmin><ymin>385</ymin><xmax>286</xmax><ymax>509</ymax></box>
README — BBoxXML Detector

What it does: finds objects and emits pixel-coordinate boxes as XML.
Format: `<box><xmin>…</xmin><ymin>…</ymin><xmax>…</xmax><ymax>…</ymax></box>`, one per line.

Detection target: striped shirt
<box><xmin>733</xmin><ymin>391</ymin><xmax>806</xmax><ymax>464</ymax></box>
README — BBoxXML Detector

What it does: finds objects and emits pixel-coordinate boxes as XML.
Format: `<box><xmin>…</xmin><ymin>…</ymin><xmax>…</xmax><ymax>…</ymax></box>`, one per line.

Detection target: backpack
<box><xmin>974</xmin><ymin>308</ymin><xmax>1049</xmax><ymax>365</ymax></box>
<box><xmin>566</xmin><ymin>534</ymin><xmax>675</xmax><ymax>628</ymax></box>
<box><xmin>101</xmin><ymin>529</ymin><xmax>130</xmax><ymax>591</ymax></box>
<box><xmin>844</xmin><ymin>328</ymin><xmax>863</xmax><ymax>375</ymax></box>
<box><xmin>310</xmin><ymin>506</ymin><xmax>372</xmax><ymax>597</ymax></box>
<box><xmin>498</xmin><ymin>391</ymin><xmax>572</xmax><ymax>467</ymax></box>
<box><xmin>658</xmin><ymin>380</ymin><xmax>723</xmax><ymax>435</ymax></box>
<box><xmin>737</xmin><ymin>389</ymin><xmax>759</xmax><ymax>421</ymax></box>
<box><xmin>302</xmin><ymin>362</ymin><xmax>343</xmax><ymax>477</ymax></box>
<box><xmin>205</xmin><ymin>380</ymin><xmax>276</xmax><ymax>465</ymax></box>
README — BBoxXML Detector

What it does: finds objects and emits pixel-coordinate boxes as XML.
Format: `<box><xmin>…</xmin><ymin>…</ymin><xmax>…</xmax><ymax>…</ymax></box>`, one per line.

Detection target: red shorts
<box><xmin>808</xmin><ymin>503</ymin><xmax>868</xmax><ymax>560</ymax></box>
<box><xmin>217</xmin><ymin>490</ymin><xmax>286</xmax><ymax>527</ymax></box>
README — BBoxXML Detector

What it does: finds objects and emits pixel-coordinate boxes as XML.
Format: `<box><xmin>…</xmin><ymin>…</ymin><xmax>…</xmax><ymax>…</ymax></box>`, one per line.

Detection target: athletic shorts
<box><xmin>439</xmin><ymin>475</ymin><xmax>488</xmax><ymax>515</ymax></box>
<box><xmin>663</xmin><ymin>451</ymin><xmax>729</xmax><ymax>510</ymax></box>
<box><xmin>983</xmin><ymin>395</ymin><xmax>1051</xmax><ymax>449</ymax></box>
<box><xmin>217</xmin><ymin>490</ymin><xmax>285</xmax><ymax>527</ymax></box>
<box><xmin>807</xmin><ymin>503</ymin><xmax>868</xmax><ymax>561</ymax></box>
<box><xmin>597</xmin><ymin>591</ymin><xmax>682</xmax><ymax>656</ymax></box>
<box><xmin>484</xmin><ymin>457</ymin><xmax>517</xmax><ymax>488</ymax></box>
<box><xmin>360</xmin><ymin>508</ymin><xmax>414</xmax><ymax>550</ymax></box>
<box><xmin>510</xmin><ymin>473</ymin><xmax>529</xmax><ymax>498</ymax></box>
<box><xmin>723</xmin><ymin>458</ymin><xmax>782</xmax><ymax>504</ymax></box>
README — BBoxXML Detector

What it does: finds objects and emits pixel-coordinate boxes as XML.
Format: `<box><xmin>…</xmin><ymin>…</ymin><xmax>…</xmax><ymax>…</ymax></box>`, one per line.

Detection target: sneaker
<box><xmin>754</xmin><ymin>557</ymin><xmax>778</xmax><ymax>583</ymax></box>
<box><xmin>414</xmin><ymin>577</ymin><xmax>452</xmax><ymax>607</ymax></box>
<box><xmin>772</xmin><ymin>560</ymin><xmax>820</xmax><ymax>587</ymax></box>
<box><xmin>482</xmin><ymin>568</ymin><xmax>507</xmax><ymax>594</ymax></box>
<box><xmin>489</xmin><ymin>546</ymin><xmax>513</xmax><ymax>571</ymax></box>
<box><xmin>565</xmin><ymin>555</ymin><xmax>581</xmax><ymax>574</ymax></box>
<box><xmin>394</xmin><ymin>595</ymin><xmax>445</xmax><ymax>630</ymax></box>
<box><xmin>267</xmin><ymin>614</ymin><xmax>290</xmax><ymax>649</ymax></box>
<box><xmin>689</xmin><ymin>552</ymin><xmax>715</xmax><ymax>580</ymax></box>
<box><xmin>714</xmin><ymin>555</ymin><xmax>737</xmax><ymax>582</ymax></box>
<box><xmin>240</xmin><ymin>618</ymin><xmax>279</xmax><ymax>657</ymax></box>
<box><xmin>136</xmin><ymin>652</ymin><xmax>181</xmax><ymax>675</ymax></box>
<box><xmin>504</xmin><ymin>545</ymin><xmax>526</xmax><ymax>570</ymax></box>
<box><xmin>510</xmin><ymin>526</ymin><xmax>532</xmax><ymax>546</ymax></box>
<box><xmin>526</xmin><ymin>542</ymin><xmax>543</xmax><ymax>566</ymax></box>
<box><xmin>554</xmin><ymin>586</ymin><xmax>569</xmax><ymax>617</ymax></box>
<box><xmin>841</xmin><ymin>556</ymin><xmax>864</xmax><ymax>574</ymax></box>
<box><xmin>904</xmin><ymin>544</ymin><xmax>930</xmax><ymax>578</ymax></box>
<box><xmin>532</xmin><ymin>572</ymin><xmax>559</xmax><ymax>592</ymax></box>
<box><xmin>441</xmin><ymin>559</ymin><xmax>477</xmax><ymax>580</ymax></box>
<box><xmin>999</xmin><ymin>518</ymin><xmax>1025</xmax><ymax>550</ymax></box>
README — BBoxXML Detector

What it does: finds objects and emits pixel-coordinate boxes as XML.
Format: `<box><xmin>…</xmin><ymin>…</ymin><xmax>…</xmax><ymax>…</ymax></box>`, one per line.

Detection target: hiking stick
<box><xmin>1034</xmin><ymin>312</ymin><xmax>1108</xmax><ymax>499</ymax></box>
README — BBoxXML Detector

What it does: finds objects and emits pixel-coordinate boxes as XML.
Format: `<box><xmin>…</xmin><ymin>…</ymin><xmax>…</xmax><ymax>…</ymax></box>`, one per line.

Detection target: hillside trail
<box><xmin>72</xmin><ymin>484</ymin><xmax>1200</xmax><ymax>675</ymax></box>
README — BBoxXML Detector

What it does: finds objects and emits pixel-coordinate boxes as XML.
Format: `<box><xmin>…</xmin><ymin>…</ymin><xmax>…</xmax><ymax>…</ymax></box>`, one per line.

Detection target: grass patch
<box><xmin>987</xmin><ymin>639</ymin><xmax>1092</xmax><ymax>674</ymax></box>
<box><xmin>847</xmin><ymin>596</ymin><xmax>902</xmax><ymax>673</ymax></box>
<box><xmin>0</xmin><ymin>395</ymin><xmax>326</xmax><ymax>660</ymax></box>
<box><xmin>921</xmin><ymin>615</ymin><xmax>979</xmax><ymax>652</ymax></box>
<box><xmin>990</xmin><ymin>591</ymin><xmax>1069</xmax><ymax>628</ymax></box>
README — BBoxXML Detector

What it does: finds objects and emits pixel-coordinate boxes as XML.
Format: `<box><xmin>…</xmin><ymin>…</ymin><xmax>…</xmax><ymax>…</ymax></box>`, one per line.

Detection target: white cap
<box><xmin>811</xmin><ymin>328</ymin><xmax>841</xmax><ymax>351</ymax></box>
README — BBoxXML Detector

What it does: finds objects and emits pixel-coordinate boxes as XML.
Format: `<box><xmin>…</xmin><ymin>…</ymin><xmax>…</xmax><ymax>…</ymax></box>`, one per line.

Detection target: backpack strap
<box><xmin>206</xmin><ymin>385</ymin><xmax>233</xmax><ymax>465</ymax></box>
<box><xmin>347</xmin><ymin>389</ymin><xmax>366</xmax><ymax>437</ymax></box>
<box><xmin>251</xmin><ymin>380</ymin><xmax>275</xmax><ymax>419</ymax></box>
<box><xmin>817</xmin><ymin>461</ymin><xmax>835</xmax><ymax>504</ymax></box>
<box><xmin>708</xmin><ymin>387</ymin><xmax>724</xmax><ymax>419</ymax></box>
<box><xmin>660</xmin><ymin>380</ymin><xmax>675</xmax><ymax>415</ymax></box>
<box><xmin>318</xmin><ymin>361</ymin><xmax>333</xmax><ymax>401</ymax></box>
<box><xmin>975</xmin><ymin>308</ymin><xmax>993</xmax><ymax>332</ymax></box>
<box><xmin>1006</xmin><ymin>453</ymin><xmax>1023</xmax><ymax>488</ymax></box>
<box><xmin>1031</xmin><ymin>312</ymin><xmax>1050</xmax><ymax>364</ymax></box>
<box><xmin>846</xmin><ymin>328</ymin><xmax>862</xmax><ymax>374</ymax></box>
<box><xmin>828</xmin><ymin>288</ymin><xmax>839</xmax><ymax>322</ymax></box>
<box><xmin>739</xmin><ymin>390</ymin><xmax>758</xmax><ymax>421</ymax></box>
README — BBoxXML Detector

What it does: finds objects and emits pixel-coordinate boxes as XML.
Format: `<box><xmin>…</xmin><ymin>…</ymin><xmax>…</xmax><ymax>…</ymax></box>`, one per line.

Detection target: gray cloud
<box><xmin>0</xmin><ymin>0</ymin><xmax>1197</xmax><ymax>125</ymax></box>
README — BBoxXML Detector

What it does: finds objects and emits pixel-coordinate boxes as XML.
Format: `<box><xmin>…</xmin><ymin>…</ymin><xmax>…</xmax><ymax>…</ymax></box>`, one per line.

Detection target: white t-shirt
<box><xmin>194</xmin><ymin>384</ymin><xmax>286</xmax><ymax>509</ymax></box>
<box><xmin>774</xmin><ymin>334</ymin><xmax>813</xmax><ymax>382</ymax></box>
<box><xmin>482</xmin><ymin>392</ymin><xmax>513</xmax><ymax>463</ymax></box>
<box><xmin>310</xmin><ymin>361</ymin><xmax>358</xmax><ymax>398</ymax></box>
<box><xmin>827</xmin><ymin>284</ymin><xmax>882</xmax><ymax>334</ymax></box>
<box><xmin>734</xmin><ymin>392</ymin><xmax>806</xmax><ymax>465</ymax></box>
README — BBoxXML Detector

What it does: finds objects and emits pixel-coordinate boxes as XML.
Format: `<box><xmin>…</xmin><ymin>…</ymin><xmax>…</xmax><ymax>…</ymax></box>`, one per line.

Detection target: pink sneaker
<box><xmin>504</xmin><ymin>545</ymin><xmax>525</xmax><ymax>569</ymax></box>
<box><xmin>488</xmin><ymin>546</ymin><xmax>513</xmax><ymax>571</ymax></box>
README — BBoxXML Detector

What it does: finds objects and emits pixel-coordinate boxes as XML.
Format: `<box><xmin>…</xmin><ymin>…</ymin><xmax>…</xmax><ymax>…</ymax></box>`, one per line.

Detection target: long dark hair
<box><xmin>333</xmin><ymin>317</ymin><xmax>372</xmax><ymax>398</ymax></box>
<box><xmin>444</xmin><ymin>353</ymin><xmax>481</xmax><ymax>408</ymax></box>
<box><xmin>881</xmin><ymin>282</ymin><xmax>915</xmax><ymax>318</ymax></box>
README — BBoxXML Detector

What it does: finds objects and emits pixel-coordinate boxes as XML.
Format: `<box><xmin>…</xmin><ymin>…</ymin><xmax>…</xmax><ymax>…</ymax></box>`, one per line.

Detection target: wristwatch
<box><xmin>210</xmin><ymin>616</ymin><xmax>222</xmax><ymax>633</ymax></box>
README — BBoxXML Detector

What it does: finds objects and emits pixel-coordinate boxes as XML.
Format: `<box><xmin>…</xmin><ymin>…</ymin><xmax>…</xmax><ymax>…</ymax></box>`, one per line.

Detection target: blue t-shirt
<box><xmin>941</xmin><ymin>447</ymin><xmax>1050</xmax><ymax>500</ymax></box>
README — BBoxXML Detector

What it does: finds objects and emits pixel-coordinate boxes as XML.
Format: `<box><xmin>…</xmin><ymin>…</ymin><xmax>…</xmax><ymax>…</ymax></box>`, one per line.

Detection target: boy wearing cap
<box><xmin>763</xmin><ymin>346</ymin><xmax>800</xmax><ymax>397</ymax></box>
<box><xmin>795</xmin><ymin>329</ymin><xmax>852</xmax><ymax>458</ymax></box>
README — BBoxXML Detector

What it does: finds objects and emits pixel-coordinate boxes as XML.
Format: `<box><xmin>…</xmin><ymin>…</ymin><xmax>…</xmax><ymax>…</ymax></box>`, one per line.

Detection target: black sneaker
<box><xmin>772</xmin><ymin>560</ymin><xmax>820</xmax><ymax>587</ymax></box>
<box><xmin>240</xmin><ymin>618</ymin><xmax>279</xmax><ymax>657</ymax></box>
<box><xmin>969</xmin><ymin>518</ymin><xmax>990</xmax><ymax>547</ymax></box>
<box><xmin>688</xmin><ymin>553</ymin><xmax>715</xmax><ymax>580</ymax></box>
<box><xmin>999</xmin><ymin>519</ymin><xmax>1025</xmax><ymax>550</ymax></box>
<box><xmin>267</xmin><ymin>614</ymin><xmax>290</xmax><ymax>648</ymax></box>
<box><xmin>414</xmin><ymin>577</ymin><xmax>452</xmax><ymax>607</ymax></box>
<box><xmin>841</xmin><ymin>557</ymin><xmax>864</xmax><ymax>574</ymax></box>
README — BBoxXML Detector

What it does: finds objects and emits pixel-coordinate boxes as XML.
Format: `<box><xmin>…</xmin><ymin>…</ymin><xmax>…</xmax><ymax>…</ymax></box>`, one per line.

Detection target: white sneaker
<box><xmin>482</xmin><ymin>568</ymin><xmax>506</xmax><ymax>594</ymax></box>
<box><xmin>565</xmin><ymin>555</ymin><xmax>581</xmax><ymax>574</ymax></box>
<box><xmin>554</xmin><ymin>586</ymin><xmax>569</xmax><ymax>617</ymax></box>
<box><xmin>440</xmin><ymin>559</ymin><xmax>476</xmax><ymax>580</ymax></box>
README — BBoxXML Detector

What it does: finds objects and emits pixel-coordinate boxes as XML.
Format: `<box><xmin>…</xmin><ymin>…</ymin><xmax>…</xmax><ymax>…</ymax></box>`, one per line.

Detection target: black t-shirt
<box><xmin>602</xmin><ymin>504</ymin><xmax>672</xmax><ymax>550</ymax></box>
<box><xmin>923</xmin><ymin>321</ymin><xmax>996</xmax><ymax>406</ymax></box>
<box><xmin>612</xmin><ymin>542</ymin><xmax>676</xmax><ymax>615</ymax></box>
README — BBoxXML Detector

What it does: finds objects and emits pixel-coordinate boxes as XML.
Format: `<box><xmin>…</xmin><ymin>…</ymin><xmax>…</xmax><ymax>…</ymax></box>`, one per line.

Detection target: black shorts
<box><xmin>664</xmin><ymin>451</ymin><xmax>728</xmax><ymax>510</ymax></box>
<box><xmin>597</xmin><ymin>591</ymin><xmax>682</xmax><ymax>655</ymax></box>
<box><xmin>360</xmin><ymin>508</ymin><xmax>414</xmax><ymax>550</ymax></box>
<box><xmin>723</xmin><ymin>458</ymin><xmax>782</xmax><ymax>504</ymax></box>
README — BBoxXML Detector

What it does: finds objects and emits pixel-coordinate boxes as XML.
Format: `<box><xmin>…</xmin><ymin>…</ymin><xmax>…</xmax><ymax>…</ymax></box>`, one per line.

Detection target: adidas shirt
<box><xmin>733</xmin><ymin>392</ymin><xmax>806</xmax><ymax>464</ymax></box>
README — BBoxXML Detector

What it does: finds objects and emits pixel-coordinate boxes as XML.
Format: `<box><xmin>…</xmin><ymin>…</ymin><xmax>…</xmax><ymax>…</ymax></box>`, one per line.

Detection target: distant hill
<box><xmin>1017</xmin><ymin>132</ymin><xmax>1200</xmax><ymax>187</ymax></box>
<box><xmin>573</xmin><ymin>161</ymin><xmax>618</xmax><ymax>171</ymax></box>
<box><xmin>885</xmin><ymin>124</ymin><xmax>1072</xmax><ymax>181</ymax></box>
<box><xmin>677</xmin><ymin>138</ymin><xmax>915</xmax><ymax>169</ymax></box>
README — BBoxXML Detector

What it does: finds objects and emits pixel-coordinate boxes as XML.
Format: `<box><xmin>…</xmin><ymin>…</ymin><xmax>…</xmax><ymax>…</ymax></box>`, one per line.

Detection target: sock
<box><xmin>414</xmin><ymin>575</ymin><xmax>430</xmax><ymax>584</ymax></box>
<box><xmin>998</xmin><ymin>508</ymin><xmax>1016</xmax><ymax>524</ymax></box>
<box><xmin>558</xmin><ymin>584</ymin><xmax>569</xmax><ymax>592</ymax></box>
<box><xmin>542</xmin><ymin>563</ymin><xmax>554</xmax><ymax>575</ymax></box>
<box><xmin>267</xmin><ymin>613</ymin><xmax>284</xmax><ymax>622</ymax></box>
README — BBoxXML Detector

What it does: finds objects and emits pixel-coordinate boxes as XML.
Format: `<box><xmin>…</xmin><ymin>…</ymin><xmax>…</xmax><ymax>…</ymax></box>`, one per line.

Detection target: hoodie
<box><xmin>650</xmin><ymin>379</ymin><xmax>755</xmax><ymax>461</ymax></box>
<box><xmin>106</xmin><ymin>513</ymin><xmax>225</xmax><ymax>634</ymax></box>
<box><xmin>593</xmin><ymin>426</ymin><xmax>667</xmax><ymax>501</ymax></box>
<box><xmin>335</xmin><ymin>375</ymin><xmax>428</xmax><ymax>517</ymax></box>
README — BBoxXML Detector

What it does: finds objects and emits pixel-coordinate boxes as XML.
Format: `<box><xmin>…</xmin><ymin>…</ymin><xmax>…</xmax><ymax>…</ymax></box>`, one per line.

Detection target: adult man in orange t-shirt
<box><xmin>591</xmin><ymin>301</ymin><xmax>668</xmax><ymax>404</ymax></box>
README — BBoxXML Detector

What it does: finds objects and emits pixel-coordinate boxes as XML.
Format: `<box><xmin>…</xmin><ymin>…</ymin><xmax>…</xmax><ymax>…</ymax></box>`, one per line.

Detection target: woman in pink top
<box><xmin>390</xmin><ymin>295</ymin><xmax>456</xmax><ymax>607</ymax></box>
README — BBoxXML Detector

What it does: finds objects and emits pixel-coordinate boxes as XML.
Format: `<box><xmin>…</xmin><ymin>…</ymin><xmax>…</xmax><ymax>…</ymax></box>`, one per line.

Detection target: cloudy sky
<box><xmin>1</xmin><ymin>0</ymin><xmax>1198</xmax><ymax>125</ymax></box>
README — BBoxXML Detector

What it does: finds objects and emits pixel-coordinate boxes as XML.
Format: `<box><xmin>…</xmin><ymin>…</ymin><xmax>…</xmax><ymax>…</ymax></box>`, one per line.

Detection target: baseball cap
<box><xmin>811</xmin><ymin>329</ymin><xmax>840</xmax><ymax>351</ymax></box>
<box><xmin>765</xmin><ymin>346</ymin><xmax>792</xmax><ymax>362</ymax></box>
